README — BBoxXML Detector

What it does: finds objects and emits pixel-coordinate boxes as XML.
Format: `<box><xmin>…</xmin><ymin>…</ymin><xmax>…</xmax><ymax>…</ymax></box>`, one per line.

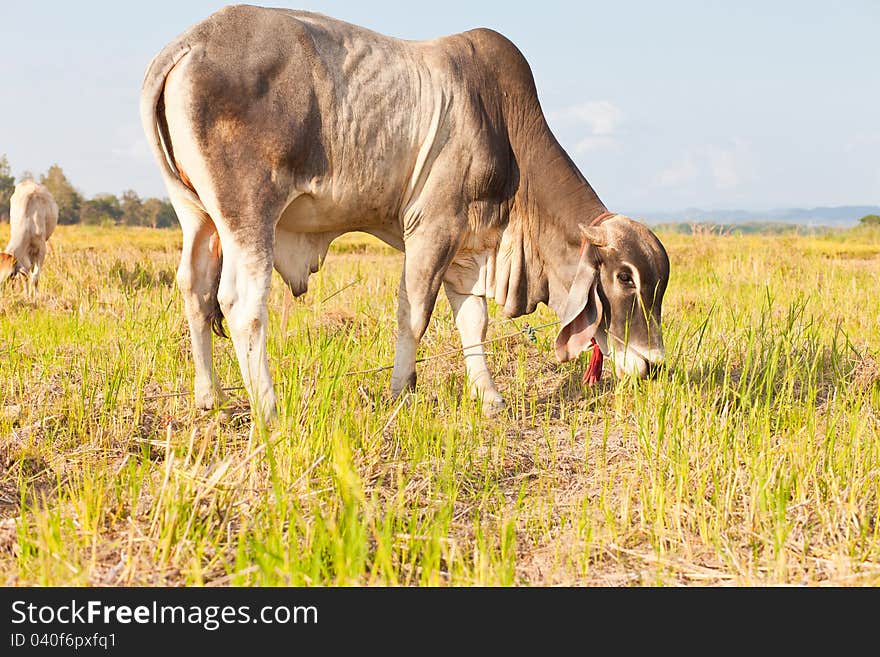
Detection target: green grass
<box><xmin>0</xmin><ymin>224</ymin><xmax>878</xmax><ymax>585</ymax></box>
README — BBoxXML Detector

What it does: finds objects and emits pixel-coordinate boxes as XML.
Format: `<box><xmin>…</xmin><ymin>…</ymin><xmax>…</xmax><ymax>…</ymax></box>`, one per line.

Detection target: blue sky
<box><xmin>1</xmin><ymin>1</ymin><xmax>877</xmax><ymax>212</ymax></box>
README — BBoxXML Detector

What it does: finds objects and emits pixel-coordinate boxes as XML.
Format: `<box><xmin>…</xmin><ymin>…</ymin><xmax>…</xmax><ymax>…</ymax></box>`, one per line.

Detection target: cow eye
<box><xmin>617</xmin><ymin>270</ymin><xmax>635</xmax><ymax>286</ymax></box>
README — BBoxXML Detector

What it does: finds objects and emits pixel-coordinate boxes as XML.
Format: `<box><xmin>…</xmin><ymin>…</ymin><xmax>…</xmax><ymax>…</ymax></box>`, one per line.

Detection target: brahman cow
<box><xmin>140</xmin><ymin>5</ymin><xmax>669</xmax><ymax>422</ymax></box>
<box><xmin>0</xmin><ymin>180</ymin><xmax>58</xmax><ymax>297</ymax></box>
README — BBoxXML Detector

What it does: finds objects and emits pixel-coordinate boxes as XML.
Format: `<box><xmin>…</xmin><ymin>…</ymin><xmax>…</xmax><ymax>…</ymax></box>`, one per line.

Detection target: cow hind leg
<box><xmin>390</xmin><ymin>230</ymin><xmax>459</xmax><ymax>398</ymax></box>
<box><xmin>7</xmin><ymin>252</ymin><xmax>31</xmax><ymax>298</ymax></box>
<box><xmin>174</xmin><ymin>202</ymin><xmax>227</xmax><ymax>411</ymax></box>
<box><xmin>442</xmin><ymin>285</ymin><xmax>505</xmax><ymax>410</ymax></box>
<box><xmin>215</xmin><ymin>225</ymin><xmax>276</xmax><ymax>423</ymax></box>
<box><xmin>28</xmin><ymin>242</ymin><xmax>46</xmax><ymax>299</ymax></box>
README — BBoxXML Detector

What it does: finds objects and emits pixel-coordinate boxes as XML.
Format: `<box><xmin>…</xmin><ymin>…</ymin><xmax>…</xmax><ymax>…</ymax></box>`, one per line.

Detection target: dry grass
<box><xmin>0</xmin><ymin>223</ymin><xmax>878</xmax><ymax>586</ymax></box>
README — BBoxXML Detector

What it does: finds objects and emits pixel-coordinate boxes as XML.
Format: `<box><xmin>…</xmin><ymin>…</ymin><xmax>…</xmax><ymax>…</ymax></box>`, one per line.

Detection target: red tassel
<box><xmin>583</xmin><ymin>338</ymin><xmax>603</xmax><ymax>386</ymax></box>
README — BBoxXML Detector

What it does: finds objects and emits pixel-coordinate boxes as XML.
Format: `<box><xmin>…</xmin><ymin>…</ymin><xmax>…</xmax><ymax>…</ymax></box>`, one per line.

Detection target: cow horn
<box><xmin>578</xmin><ymin>223</ymin><xmax>607</xmax><ymax>248</ymax></box>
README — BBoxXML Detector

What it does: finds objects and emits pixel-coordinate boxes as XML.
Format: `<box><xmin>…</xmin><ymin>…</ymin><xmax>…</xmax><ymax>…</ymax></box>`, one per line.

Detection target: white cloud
<box><xmin>574</xmin><ymin>135</ymin><xmax>618</xmax><ymax>154</ymax></box>
<box><xmin>557</xmin><ymin>100</ymin><xmax>623</xmax><ymax>136</ymax></box>
<box><xmin>707</xmin><ymin>140</ymin><xmax>753</xmax><ymax>190</ymax></box>
<box><xmin>707</xmin><ymin>145</ymin><xmax>739</xmax><ymax>189</ymax></box>
<box><xmin>846</xmin><ymin>133</ymin><xmax>880</xmax><ymax>152</ymax></box>
<box><xmin>111</xmin><ymin>123</ymin><xmax>151</xmax><ymax>161</ymax></box>
<box><xmin>112</xmin><ymin>137</ymin><xmax>150</xmax><ymax>160</ymax></box>
<box><xmin>652</xmin><ymin>151</ymin><xmax>699</xmax><ymax>188</ymax></box>
<box><xmin>551</xmin><ymin>100</ymin><xmax>623</xmax><ymax>154</ymax></box>
<box><xmin>652</xmin><ymin>140</ymin><xmax>754</xmax><ymax>191</ymax></box>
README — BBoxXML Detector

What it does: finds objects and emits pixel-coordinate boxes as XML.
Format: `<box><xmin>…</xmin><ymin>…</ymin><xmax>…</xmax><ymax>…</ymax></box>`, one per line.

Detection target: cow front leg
<box><xmin>216</xmin><ymin>230</ymin><xmax>276</xmax><ymax>423</ymax></box>
<box><xmin>175</xmin><ymin>204</ymin><xmax>226</xmax><ymax>411</ymax></box>
<box><xmin>390</xmin><ymin>234</ymin><xmax>457</xmax><ymax>398</ymax></box>
<box><xmin>442</xmin><ymin>285</ymin><xmax>505</xmax><ymax>409</ymax></box>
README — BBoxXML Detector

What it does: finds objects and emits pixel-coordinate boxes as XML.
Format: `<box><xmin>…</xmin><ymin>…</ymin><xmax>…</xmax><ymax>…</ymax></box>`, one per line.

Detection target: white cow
<box><xmin>0</xmin><ymin>180</ymin><xmax>58</xmax><ymax>297</ymax></box>
<box><xmin>140</xmin><ymin>6</ymin><xmax>669</xmax><ymax>422</ymax></box>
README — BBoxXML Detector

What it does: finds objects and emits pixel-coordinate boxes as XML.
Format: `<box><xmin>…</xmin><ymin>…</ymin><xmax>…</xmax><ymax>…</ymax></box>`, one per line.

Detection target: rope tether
<box><xmin>582</xmin><ymin>210</ymin><xmax>615</xmax><ymax>386</ymax></box>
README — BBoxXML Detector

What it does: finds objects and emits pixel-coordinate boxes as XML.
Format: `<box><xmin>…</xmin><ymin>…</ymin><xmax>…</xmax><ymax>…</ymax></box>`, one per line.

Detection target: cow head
<box><xmin>0</xmin><ymin>254</ymin><xmax>16</xmax><ymax>285</ymax></box>
<box><xmin>554</xmin><ymin>214</ymin><xmax>669</xmax><ymax>379</ymax></box>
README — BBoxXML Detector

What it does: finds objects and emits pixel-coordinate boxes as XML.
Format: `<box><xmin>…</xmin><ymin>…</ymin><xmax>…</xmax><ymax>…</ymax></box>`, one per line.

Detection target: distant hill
<box><xmin>628</xmin><ymin>206</ymin><xmax>880</xmax><ymax>228</ymax></box>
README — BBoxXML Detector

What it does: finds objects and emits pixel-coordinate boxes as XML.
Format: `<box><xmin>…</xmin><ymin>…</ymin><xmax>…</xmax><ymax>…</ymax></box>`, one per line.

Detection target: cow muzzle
<box><xmin>610</xmin><ymin>345</ymin><xmax>666</xmax><ymax>380</ymax></box>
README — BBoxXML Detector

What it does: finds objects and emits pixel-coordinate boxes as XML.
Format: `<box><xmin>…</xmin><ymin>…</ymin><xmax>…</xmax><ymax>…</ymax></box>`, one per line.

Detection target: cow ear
<box><xmin>554</xmin><ymin>244</ymin><xmax>603</xmax><ymax>362</ymax></box>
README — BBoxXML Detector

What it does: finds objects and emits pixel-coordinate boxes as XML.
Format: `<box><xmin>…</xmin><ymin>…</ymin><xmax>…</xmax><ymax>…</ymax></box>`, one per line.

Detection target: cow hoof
<box><xmin>195</xmin><ymin>399</ymin><xmax>224</xmax><ymax>412</ymax></box>
<box><xmin>390</xmin><ymin>383</ymin><xmax>416</xmax><ymax>401</ymax></box>
<box><xmin>194</xmin><ymin>386</ymin><xmax>228</xmax><ymax>411</ymax></box>
<box><xmin>389</xmin><ymin>390</ymin><xmax>415</xmax><ymax>408</ymax></box>
<box><xmin>480</xmin><ymin>397</ymin><xmax>507</xmax><ymax>416</ymax></box>
<box><xmin>248</xmin><ymin>395</ymin><xmax>278</xmax><ymax>427</ymax></box>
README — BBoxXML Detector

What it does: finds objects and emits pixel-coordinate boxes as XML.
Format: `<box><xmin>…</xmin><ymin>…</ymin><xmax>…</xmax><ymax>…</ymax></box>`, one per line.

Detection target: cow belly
<box><xmin>277</xmin><ymin>188</ymin><xmax>398</xmax><ymax>235</ymax></box>
<box><xmin>278</xmin><ymin>193</ymin><xmax>347</xmax><ymax>232</ymax></box>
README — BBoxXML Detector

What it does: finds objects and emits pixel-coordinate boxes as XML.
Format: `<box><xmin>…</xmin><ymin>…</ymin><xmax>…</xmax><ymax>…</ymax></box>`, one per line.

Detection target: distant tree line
<box><xmin>0</xmin><ymin>154</ymin><xmax>177</xmax><ymax>228</ymax></box>
<box><xmin>651</xmin><ymin>221</ymin><xmax>822</xmax><ymax>236</ymax></box>
<box><xmin>652</xmin><ymin>219</ymin><xmax>880</xmax><ymax>236</ymax></box>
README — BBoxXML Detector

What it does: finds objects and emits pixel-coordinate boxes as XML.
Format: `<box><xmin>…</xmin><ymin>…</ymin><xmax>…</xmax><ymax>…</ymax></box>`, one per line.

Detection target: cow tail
<box><xmin>139</xmin><ymin>43</ymin><xmax>196</xmax><ymax>204</ymax></box>
<box><xmin>141</xmin><ymin>43</ymin><xmax>229</xmax><ymax>340</ymax></box>
<box><xmin>209</xmin><ymin>252</ymin><xmax>227</xmax><ymax>339</ymax></box>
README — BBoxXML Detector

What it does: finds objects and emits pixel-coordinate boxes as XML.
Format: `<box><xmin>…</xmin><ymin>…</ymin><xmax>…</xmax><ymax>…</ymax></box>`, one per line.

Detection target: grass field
<box><xmin>0</xmin><ymin>223</ymin><xmax>878</xmax><ymax>586</ymax></box>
